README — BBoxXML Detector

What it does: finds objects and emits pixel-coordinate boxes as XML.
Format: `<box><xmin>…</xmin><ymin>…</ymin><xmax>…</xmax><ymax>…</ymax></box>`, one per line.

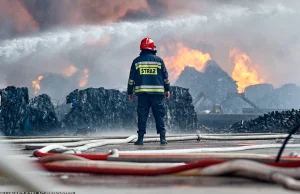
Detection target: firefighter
<box><xmin>127</xmin><ymin>37</ymin><xmax>170</xmax><ymax>145</ymax></box>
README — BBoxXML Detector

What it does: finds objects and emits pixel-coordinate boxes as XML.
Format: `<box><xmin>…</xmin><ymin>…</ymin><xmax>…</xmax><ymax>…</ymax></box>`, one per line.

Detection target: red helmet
<box><xmin>140</xmin><ymin>37</ymin><xmax>156</xmax><ymax>50</ymax></box>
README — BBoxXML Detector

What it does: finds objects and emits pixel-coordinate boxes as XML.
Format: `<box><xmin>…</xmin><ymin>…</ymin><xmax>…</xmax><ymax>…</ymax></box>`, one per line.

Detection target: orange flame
<box><xmin>230</xmin><ymin>48</ymin><xmax>264</xmax><ymax>93</ymax></box>
<box><xmin>79</xmin><ymin>69</ymin><xmax>89</xmax><ymax>87</ymax></box>
<box><xmin>32</xmin><ymin>75</ymin><xmax>44</xmax><ymax>95</ymax></box>
<box><xmin>164</xmin><ymin>43</ymin><xmax>211</xmax><ymax>82</ymax></box>
<box><xmin>63</xmin><ymin>65</ymin><xmax>78</xmax><ymax>77</ymax></box>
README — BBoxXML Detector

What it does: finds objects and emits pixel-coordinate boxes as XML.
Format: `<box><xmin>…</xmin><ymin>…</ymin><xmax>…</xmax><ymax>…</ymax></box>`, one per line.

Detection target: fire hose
<box><xmin>37</xmin><ymin>155</ymin><xmax>300</xmax><ymax>191</ymax></box>
<box><xmin>1</xmin><ymin>133</ymin><xmax>300</xmax><ymax>191</ymax></box>
<box><xmin>33</xmin><ymin>141</ymin><xmax>300</xmax><ymax>164</ymax></box>
<box><xmin>25</xmin><ymin>134</ymin><xmax>290</xmax><ymax>150</ymax></box>
<box><xmin>33</xmin><ymin>143</ymin><xmax>300</xmax><ymax>158</ymax></box>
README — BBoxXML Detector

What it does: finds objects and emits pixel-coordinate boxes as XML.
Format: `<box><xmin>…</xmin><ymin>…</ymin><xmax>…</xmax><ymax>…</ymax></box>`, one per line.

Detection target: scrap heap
<box><xmin>63</xmin><ymin>86</ymin><xmax>199</xmax><ymax>133</ymax></box>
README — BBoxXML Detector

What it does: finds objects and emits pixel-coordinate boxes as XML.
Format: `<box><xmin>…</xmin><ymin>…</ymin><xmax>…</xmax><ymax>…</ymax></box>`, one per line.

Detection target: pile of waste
<box><xmin>29</xmin><ymin>94</ymin><xmax>59</xmax><ymax>133</ymax></box>
<box><xmin>63</xmin><ymin>87</ymin><xmax>136</xmax><ymax>132</ymax></box>
<box><xmin>0</xmin><ymin>86</ymin><xmax>59</xmax><ymax>136</ymax></box>
<box><xmin>63</xmin><ymin>86</ymin><xmax>199</xmax><ymax>133</ymax></box>
<box><xmin>175</xmin><ymin>60</ymin><xmax>241</xmax><ymax>113</ymax></box>
<box><xmin>0</xmin><ymin>86</ymin><xmax>29</xmax><ymax>135</ymax></box>
<box><xmin>255</xmin><ymin>84</ymin><xmax>300</xmax><ymax>109</ymax></box>
<box><xmin>0</xmin><ymin>85</ymin><xmax>201</xmax><ymax>136</ymax></box>
<box><xmin>230</xmin><ymin>109</ymin><xmax>300</xmax><ymax>133</ymax></box>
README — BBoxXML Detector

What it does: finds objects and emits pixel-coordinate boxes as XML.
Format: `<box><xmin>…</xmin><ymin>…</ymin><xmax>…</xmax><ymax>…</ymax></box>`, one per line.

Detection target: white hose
<box><xmin>119</xmin><ymin>144</ymin><xmax>300</xmax><ymax>154</ymax></box>
<box><xmin>35</xmin><ymin>135</ymin><xmax>138</xmax><ymax>153</ymax></box>
<box><xmin>26</xmin><ymin>136</ymin><xmax>200</xmax><ymax>150</ymax></box>
<box><xmin>73</xmin><ymin>135</ymin><xmax>137</xmax><ymax>151</ymax></box>
<box><xmin>25</xmin><ymin>134</ymin><xmax>289</xmax><ymax>150</ymax></box>
<box><xmin>200</xmin><ymin>160</ymin><xmax>300</xmax><ymax>190</ymax></box>
<box><xmin>0</xmin><ymin>137</ymin><xmax>98</xmax><ymax>143</ymax></box>
<box><xmin>5</xmin><ymin>134</ymin><xmax>198</xmax><ymax>139</ymax></box>
<box><xmin>36</xmin><ymin>144</ymin><xmax>71</xmax><ymax>154</ymax></box>
<box><xmin>198</xmin><ymin>134</ymin><xmax>289</xmax><ymax>140</ymax></box>
<box><xmin>26</xmin><ymin>139</ymin><xmax>108</xmax><ymax>150</ymax></box>
<box><xmin>201</xmin><ymin>160</ymin><xmax>300</xmax><ymax>177</ymax></box>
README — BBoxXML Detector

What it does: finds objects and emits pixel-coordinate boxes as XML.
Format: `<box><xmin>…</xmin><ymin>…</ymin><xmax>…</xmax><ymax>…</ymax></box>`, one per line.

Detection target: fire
<box><xmin>230</xmin><ymin>48</ymin><xmax>264</xmax><ymax>93</ymax></box>
<box><xmin>163</xmin><ymin>43</ymin><xmax>211</xmax><ymax>81</ymax></box>
<box><xmin>63</xmin><ymin>65</ymin><xmax>78</xmax><ymax>77</ymax></box>
<box><xmin>32</xmin><ymin>75</ymin><xmax>44</xmax><ymax>95</ymax></box>
<box><xmin>79</xmin><ymin>69</ymin><xmax>89</xmax><ymax>87</ymax></box>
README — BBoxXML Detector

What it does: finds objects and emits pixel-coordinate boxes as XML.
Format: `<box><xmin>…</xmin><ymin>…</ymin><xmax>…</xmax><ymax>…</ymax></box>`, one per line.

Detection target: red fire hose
<box><xmin>34</xmin><ymin>150</ymin><xmax>110</xmax><ymax>160</ymax></box>
<box><xmin>39</xmin><ymin>158</ymin><xmax>300</xmax><ymax>176</ymax></box>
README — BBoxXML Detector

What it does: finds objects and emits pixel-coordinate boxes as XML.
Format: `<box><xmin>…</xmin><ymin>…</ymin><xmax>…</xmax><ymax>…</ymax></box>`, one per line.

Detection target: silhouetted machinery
<box><xmin>193</xmin><ymin>92</ymin><xmax>262</xmax><ymax>114</ymax></box>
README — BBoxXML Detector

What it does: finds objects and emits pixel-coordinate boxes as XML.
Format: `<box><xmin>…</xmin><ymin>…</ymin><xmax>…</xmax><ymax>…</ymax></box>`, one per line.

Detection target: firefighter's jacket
<box><xmin>127</xmin><ymin>50</ymin><xmax>170</xmax><ymax>95</ymax></box>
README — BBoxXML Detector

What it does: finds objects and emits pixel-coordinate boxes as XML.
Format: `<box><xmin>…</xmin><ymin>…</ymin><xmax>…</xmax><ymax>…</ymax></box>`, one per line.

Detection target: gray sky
<box><xmin>0</xmin><ymin>0</ymin><xmax>300</xmax><ymax>99</ymax></box>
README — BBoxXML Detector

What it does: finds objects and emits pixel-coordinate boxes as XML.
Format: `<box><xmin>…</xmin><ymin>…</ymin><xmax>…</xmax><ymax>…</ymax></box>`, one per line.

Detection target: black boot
<box><xmin>160</xmin><ymin>133</ymin><xmax>168</xmax><ymax>145</ymax></box>
<box><xmin>134</xmin><ymin>134</ymin><xmax>144</xmax><ymax>145</ymax></box>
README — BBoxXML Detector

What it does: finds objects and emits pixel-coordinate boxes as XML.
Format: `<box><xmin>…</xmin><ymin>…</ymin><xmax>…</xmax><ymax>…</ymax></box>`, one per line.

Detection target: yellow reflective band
<box><xmin>135</xmin><ymin>88</ymin><xmax>165</xmax><ymax>93</ymax></box>
<box><xmin>128</xmin><ymin>82</ymin><xmax>134</xmax><ymax>85</ymax></box>
<box><xmin>136</xmin><ymin>65</ymin><xmax>161</xmax><ymax>70</ymax></box>
<box><xmin>165</xmin><ymin>81</ymin><xmax>170</xmax><ymax>84</ymax></box>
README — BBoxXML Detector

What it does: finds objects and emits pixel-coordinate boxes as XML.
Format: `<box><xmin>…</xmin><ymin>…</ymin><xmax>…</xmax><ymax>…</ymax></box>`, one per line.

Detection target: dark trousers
<box><xmin>137</xmin><ymin>94</ymin><xmax>166</xmax><ymax>135</ymax></box>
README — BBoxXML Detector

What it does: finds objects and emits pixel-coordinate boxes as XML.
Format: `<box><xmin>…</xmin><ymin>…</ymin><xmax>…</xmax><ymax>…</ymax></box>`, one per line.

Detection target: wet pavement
<box><xmin>1</xmin><ymin>135</ymin><xmax>300</xmax><ymax>193</ymax></box>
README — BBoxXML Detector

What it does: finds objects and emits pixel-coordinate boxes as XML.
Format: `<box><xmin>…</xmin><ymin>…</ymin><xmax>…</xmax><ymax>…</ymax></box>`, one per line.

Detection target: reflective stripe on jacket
<box><xmin>127</xmin><ymin>50</ymin><xmax>170</xmax><ymax>95</ymax></box>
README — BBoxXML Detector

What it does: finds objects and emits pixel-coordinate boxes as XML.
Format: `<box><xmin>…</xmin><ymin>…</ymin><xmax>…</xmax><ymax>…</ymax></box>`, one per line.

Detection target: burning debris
<box><xmin>175</xmin><ymin>60</ymin><xmax>239</xmax><ymax>113</ymax></box>
<box><xmin>38</xmin><ymin>73</ymin><xmax>73</xmax><ymax>101</ymax></box>
<box><xmin>79</xmin><ymin>69</ymin><xmax>89</xmax><ymax>88</ymax></box>
<box><xmin>174</xmin><ymin>56</ymin><xmax>300</xmax><ymax>114</ymax></box>
<box><xmin>163</xmin><ymin>43</ymin><xmax>212</xmax><ymax>82</ymax></box>
<box><xmin>230</xmin><ymin>109</ymin><xmax>300</xmax><ymax>133</ymax></box>
<box><xmin>32</xmin><ymin>75</ymin><xmax>44</xmax><ymax>95</ymax></box>
<box><xmin>230</xmin><ymin>48</ymin><xmax>264</xmax><ymax>93</ymax></box>
<box><xmin>63</xmin><ymin>86</ymin><xmax>199</xmax><ymax>133</ymax></box>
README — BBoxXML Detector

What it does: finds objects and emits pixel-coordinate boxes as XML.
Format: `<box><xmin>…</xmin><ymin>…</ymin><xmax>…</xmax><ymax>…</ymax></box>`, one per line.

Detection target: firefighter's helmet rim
<box><xmin>140</xmin><ymin>37</ymin><xmax>155</xmax><ymax>50</ymax></box>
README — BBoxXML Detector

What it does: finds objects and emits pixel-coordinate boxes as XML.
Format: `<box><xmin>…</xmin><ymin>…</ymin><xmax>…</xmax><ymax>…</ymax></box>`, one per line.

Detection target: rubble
<box><xmin>175</xmin><ymin>61</ymin><xmax>300</xmax><ymax>114</ymax></box>
<box><xmin>255</xmin><ymin>84</ymin><xmax>300</xmax><ymax>109</ymax></box>
<box><xmin>28</xmin><ymin>94</ymin><xmax>59</xmax><ymax>134</ymax></box>
<box><xmin>230</xmin><ymin>109</ymin><xmax>300</xmax><ymax>133</ymax></box>
<box><xmin>63</xmin><ymin>86</ymin><xmax>200</xmax><ymax>133</ymax></box>
<box><xmin>63</xmin><ymin>87</ymin><xmax>136</xmax><ymax>131</ymax></box>
<box><xmin>0</xmin><ymin>86</ymin><xmax>59</xmax><ymax>136</ymax></box>
<box><xmin>244</xmin><ymin>84</ymin><xmax>274</xmax><ymax>102</ymax></box>
<box><xmin>175</xmin><ymin>60</ymin><xmax>239</xmax><ymax>113</ymax></box>
<box><xmin>164</xmin><ymin>86</ymin><xmax>199</xmax><ymax>132</ymax></box>
<box><xmin>0</xmin><ymin>86</ymin><xmax>29</xmax><ymax>135</ymax></box>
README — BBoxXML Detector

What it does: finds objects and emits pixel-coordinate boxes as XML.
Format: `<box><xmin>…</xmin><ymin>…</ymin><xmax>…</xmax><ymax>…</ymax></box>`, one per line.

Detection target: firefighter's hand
<box><xmin>164</xmin><ymin>91</ymin><xmax>170</xmax><ymax>100</ymax></box>
<box><xmin>128</xmin><ymin>94</ymin><xmax>134</xmax><ymax>101</ymax></box>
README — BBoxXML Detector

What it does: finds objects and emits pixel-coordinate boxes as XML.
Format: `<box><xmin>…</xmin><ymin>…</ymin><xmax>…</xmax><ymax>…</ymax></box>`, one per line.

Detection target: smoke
<box><xmin>0</xmin><ymin>0</ymin><xmax>39</xmax><ymax>38</ymax></box>
<box><xmin>1</xmin><ymin>0</ymin><xmax>300</xmax><ymax>100</ymax></box>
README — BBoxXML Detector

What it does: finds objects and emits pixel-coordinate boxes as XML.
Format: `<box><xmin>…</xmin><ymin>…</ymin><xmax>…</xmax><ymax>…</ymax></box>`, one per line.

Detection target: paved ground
<box><xmin>1</xmin><ymin>134</ymin><xmax>300</xmax><ymax>194</ymax></box>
